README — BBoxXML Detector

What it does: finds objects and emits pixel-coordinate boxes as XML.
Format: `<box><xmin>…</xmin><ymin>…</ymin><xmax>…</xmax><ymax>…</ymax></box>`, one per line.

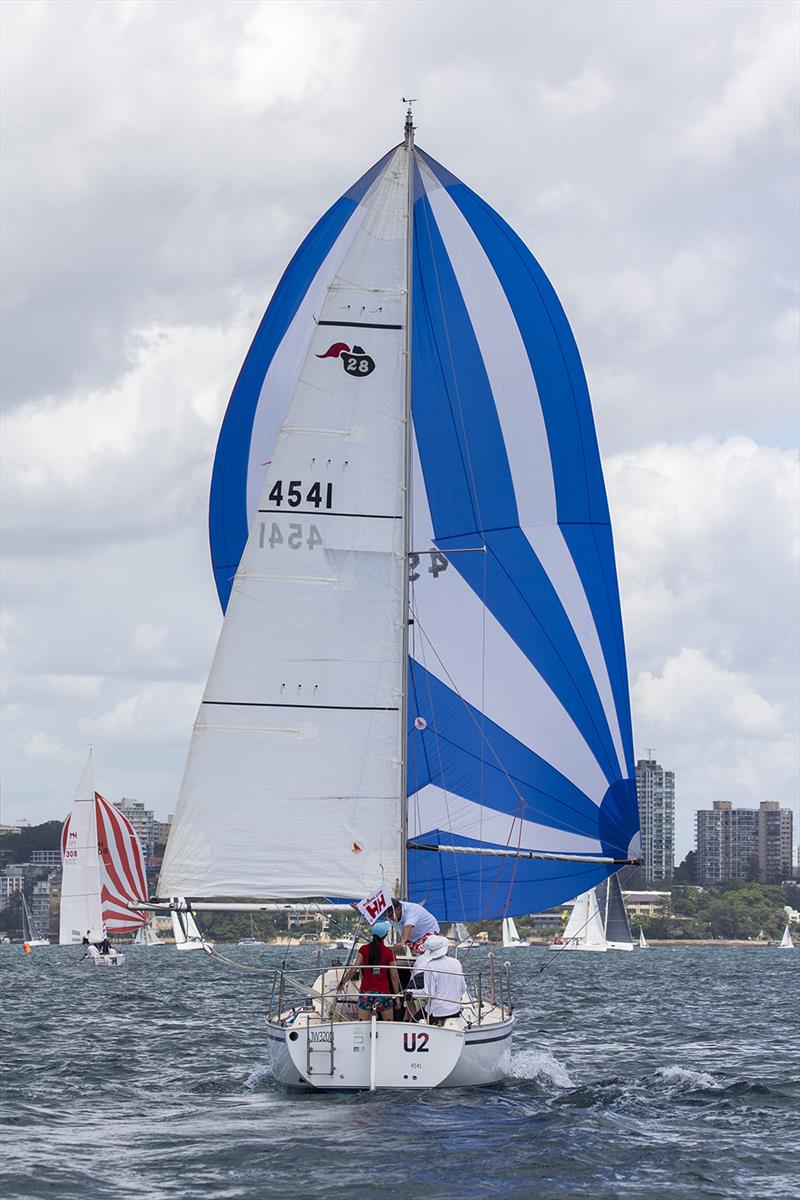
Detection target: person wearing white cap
<box><xmin>405</xmin><ymin>934</ymin><xmax>466</xmax><ymax>1026</ymax></box>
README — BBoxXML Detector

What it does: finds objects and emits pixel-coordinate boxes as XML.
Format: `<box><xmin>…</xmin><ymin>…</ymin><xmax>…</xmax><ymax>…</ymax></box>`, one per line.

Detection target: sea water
<box><xmin>1</xmin><ymin>944</ymin><xmax>797</xmax><ymax>1199</ymax></box>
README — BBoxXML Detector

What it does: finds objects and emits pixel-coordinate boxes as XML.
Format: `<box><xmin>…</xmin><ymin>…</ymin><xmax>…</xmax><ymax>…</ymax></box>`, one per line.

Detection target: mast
<box><xmin>399</xmin><ymin>100</ymin><xmax>416</xmax><ymax>901</ymax></box>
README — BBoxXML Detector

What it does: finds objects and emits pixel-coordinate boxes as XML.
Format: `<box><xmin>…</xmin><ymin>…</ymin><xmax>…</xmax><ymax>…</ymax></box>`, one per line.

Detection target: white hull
<box><xmin>607</xmin><ymin>941</ymin><xmax>634</xmax><ymax>952</ymax></box>
<box><xmin>24</xmin><ymin>939</ymin><xmax>51</xmax><ymax>948</ymax></box>
<box><xmin>266</xmin><ymin>1014</ymin><xmax>513</xmax><ymax>1090</ymax></box>
<box><xmin>85</xmin><ymin>953</ymin><xmax>126</xmax><ymax>967</ymax></box>
<box><xmin>174</xmin><ymin>939</ymin><xmax>207</xmax><ymax>952</ymax></box>
<box><xmin>550</xmin><ymin>941</ymin><xmax>607</xmax><ymax>952</ymax></box>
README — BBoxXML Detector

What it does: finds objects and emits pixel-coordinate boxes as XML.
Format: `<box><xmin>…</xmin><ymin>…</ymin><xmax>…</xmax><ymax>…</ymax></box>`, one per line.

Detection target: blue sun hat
<box><xmin>371</xmin><ymin>920</ymin><xmax>390</xmax><ymax>938</ymax></box>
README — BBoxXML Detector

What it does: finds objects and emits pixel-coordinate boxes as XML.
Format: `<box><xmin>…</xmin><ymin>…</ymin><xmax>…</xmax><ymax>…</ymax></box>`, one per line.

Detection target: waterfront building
<box><xmin>30</xmin><ymin>849</ymin><xmax>61</xmax><ymax>866</ymax></box>
<box><xmin>154</xmin><ymin>815</ymin><xmax>173</xmax><ymax>848</ymax></box>
<box><xmin>621</xmin><ymin>890</ymin><xmax>671</xmax><ymax>917</ymax></box>
<box><xmin>31</xmin><ymin>875</ymin><xmax>54</xmax><ymax>937</ymax></box>
<box><xmin>0</xmin><ymin>871</ymin><xmax>24</xmax><ymax>907</ymax></box>
<box><xmin>635</xmin><ymin>754</ymin><xmax>675</xmax><ymax>882</ymax></box>
<box><xmin>113</xmin><ymin>798</ymin><xmax>155</xmax><ymax>858</ymax></box>
<box><xmin>695</xmin><ymin>800</ymin><xmax>793</xmax><ymax>885</ymax></box>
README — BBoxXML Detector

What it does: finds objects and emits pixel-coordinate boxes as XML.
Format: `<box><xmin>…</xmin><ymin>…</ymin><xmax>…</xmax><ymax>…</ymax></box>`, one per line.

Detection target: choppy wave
<box><xmin>1</xmin><ymin>943</ymin><xmax>798</xmax><ymax>1200</ymax></box>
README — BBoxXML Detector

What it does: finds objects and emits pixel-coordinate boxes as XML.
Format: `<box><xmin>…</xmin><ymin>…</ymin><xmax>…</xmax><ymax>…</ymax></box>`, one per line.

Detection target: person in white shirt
<box><xmin>406</xmin><ymin>934</ymin><xmax>466</xmax><ymax>1025</ymax></box>
<box><xmin>384</xmin><ymin>898</ymin><xmax>440</xmax><ymax>956</ymax></box>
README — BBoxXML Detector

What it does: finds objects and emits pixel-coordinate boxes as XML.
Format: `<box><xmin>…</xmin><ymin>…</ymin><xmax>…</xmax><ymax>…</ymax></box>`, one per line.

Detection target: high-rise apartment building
<box><xmin>635</xmin><ymin>754</ymin><xmax>675</xmax><ymax>882</ymax></box>
<box><xmin>113</xmin><ymin>798</ymin><xmax>155</xmax><ymax>858</ymax></box>
<box><xmin>695</xmin><ymin>800</ymin><xmax>793</xmax><ymax>884</ymax></box>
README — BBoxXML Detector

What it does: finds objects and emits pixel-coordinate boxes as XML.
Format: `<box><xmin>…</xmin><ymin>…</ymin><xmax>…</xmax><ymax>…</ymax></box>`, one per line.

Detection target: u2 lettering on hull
<box><xmin>259</xmin><ymin>522</ymin><xmax>322</xmax><ymax>550</ymax></box>
<box><xmin>267</xmin><ymin>481</ymin><xmax>333</xmax><ymax>509</ymax></box>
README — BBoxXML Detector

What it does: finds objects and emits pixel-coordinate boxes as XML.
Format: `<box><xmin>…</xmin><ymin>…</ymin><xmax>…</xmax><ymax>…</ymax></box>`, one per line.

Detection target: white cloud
<box><xmin>0</xmin><ymin>0</ymin><xmax>797</xmax><ymax>863</ymax></box>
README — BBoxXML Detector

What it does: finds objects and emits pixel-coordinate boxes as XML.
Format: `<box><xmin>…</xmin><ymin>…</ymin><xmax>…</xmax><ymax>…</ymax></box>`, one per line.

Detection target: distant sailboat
<box><xmin>60</xmin><ymin>753</ymin><xmax>148</xmax><ymax>964</ymax></box>
<box><xmin>171</xmin><ymin>902</ymin><xmax>210</xmax><ymax>952</ymax></box>
<box><xmin>501</xmin><ymin>917</ymin><xmax>529</xmax><ymax>948</ymax></box>
<box><xmin>448</xmin><ymin>922</ymin><xmax>475</xmax><ymax>949</ymax></box>
<box><xmin>778</xmin><ymin>923</ymin><xmax>794</xmax><ymax>950</ymax></box>
<box><xmin>238</xmin><ymin>915</ymin><xmax>265</xmax><ymax>946</ymax></box>
<box><xmin>133</xmin><ymin>921</ymin><xmax>165</xmax><ymax>947</ymax></box>
<box><xmin>21</xmin><ymin>893</ymin><xmax>51</xmax><ymax>947</ymax></box>
<box><xmin>602</xmin><ymin>874</ymin><xmax>633</xmax><ymax>951</ymax></box>
<box><xmin>550</xmin><ymin>888</ymin><xmax>608</xmax><ymax>952</ymax></box>
<box><xmin>638</xmin><ymin>927</ymin><xmax>649</xmax><ymax>949</ymax></box>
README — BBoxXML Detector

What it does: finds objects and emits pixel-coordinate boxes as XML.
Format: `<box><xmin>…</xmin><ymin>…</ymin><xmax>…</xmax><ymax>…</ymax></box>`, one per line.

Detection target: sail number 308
<box><xmin>268</xmin><ymin>480</ymin><xmax>333</xmax><ymax>509</ymax></box>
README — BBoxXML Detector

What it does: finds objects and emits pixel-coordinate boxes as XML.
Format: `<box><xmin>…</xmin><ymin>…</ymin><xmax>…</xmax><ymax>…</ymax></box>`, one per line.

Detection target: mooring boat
<box><xmin>153</xmin><ymin>108</ymin><xmax>640</xmax><ymax>1090</ymax></box>
<box><xmin>60</xmin><ymin>753</ymin><xmax>149</xmax><ymax>963</ymax></box>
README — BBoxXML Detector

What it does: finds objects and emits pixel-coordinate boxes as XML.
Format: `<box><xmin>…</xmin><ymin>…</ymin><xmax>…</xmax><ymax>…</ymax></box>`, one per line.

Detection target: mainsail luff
<box><xmin>59</xmin><ymin>755</ymin><xmax>103</xmax><ymax>944</ymax></box>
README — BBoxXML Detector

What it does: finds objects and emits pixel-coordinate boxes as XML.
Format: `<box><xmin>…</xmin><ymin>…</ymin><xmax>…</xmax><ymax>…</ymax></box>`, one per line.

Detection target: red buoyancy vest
<box><xmin>357</xmin><ymin>941</ymin><xmax>394</xmax><ymax>993</ymax></box>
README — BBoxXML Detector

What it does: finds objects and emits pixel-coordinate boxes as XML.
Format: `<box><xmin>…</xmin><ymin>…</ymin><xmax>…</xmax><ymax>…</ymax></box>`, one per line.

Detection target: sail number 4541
<box><xmin>268</xmin><ymin>480</ymin><xmax>333</xmax><ymax>509</ymax></box>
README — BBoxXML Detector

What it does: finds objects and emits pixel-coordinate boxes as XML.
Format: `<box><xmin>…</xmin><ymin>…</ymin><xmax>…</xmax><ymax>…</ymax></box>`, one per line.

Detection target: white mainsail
<box><xmin>552</xmin><ymin>888</ymin><xmax>607</xmax><ymax>952</ymax></box>
<box><xmin>501</xmin><ymin>917</ymin><xmax>528</xmax><ymax>947</ymax></box>
<box><xmin>638</xmin><ymin>927</ymin><xmax>648</xmax><ymax>949</ymax></box>
<box><xmin>134</xmin><ymin>922</ymin><xmax>164</xmax><ymax>947</ymax></box>
<box><xmin>171</xmin><ymin>903</ymin><xmax>209</xmax><ymax>951</ymax></box>
<box><xmin>59</xmin><ymin>755</ymin><xmax>104</xmax><ymax>944</ymax></box>
<box><xmin>159</xmin><ymin>148</ymin><xmax>411</xmax><ymax>902</ymax></box>
<box><xmin>778</xmin><ymin>923</ymin><xmax>794</xmax><ymax>949</ymax></box>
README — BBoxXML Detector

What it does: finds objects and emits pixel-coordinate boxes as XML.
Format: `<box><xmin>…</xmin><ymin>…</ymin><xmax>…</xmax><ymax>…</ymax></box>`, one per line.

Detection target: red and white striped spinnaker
<box><xmin>61</xmin><ymin>780</ymin><xmax>148</xmax><ymax>939</ymax></box>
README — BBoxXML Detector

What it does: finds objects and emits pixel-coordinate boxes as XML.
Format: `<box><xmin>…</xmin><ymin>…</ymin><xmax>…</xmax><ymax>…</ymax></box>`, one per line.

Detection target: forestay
<box><xmin>182</xmin><ymin>129</ymin><xmax>639</xmax><ymax>920</ymax></box>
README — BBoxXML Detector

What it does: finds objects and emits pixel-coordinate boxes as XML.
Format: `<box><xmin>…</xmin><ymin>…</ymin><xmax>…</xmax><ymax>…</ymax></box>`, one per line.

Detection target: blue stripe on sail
<box><xmin>209</xmin><ymin>149</ymin><xmax>396</xmax><ymax>611</ymax></box>
<box><xmin>408</xmin><ymin>830</ymin><xmax>615</xmax><ymax>921</ymax></box>
<box><xmin>416</xmin><ymin>149</ymin><xmax>635</xmax><ymax>754</ymax></box>
<box><xmin>412</xmin><ymin>196</ymin><xmax>623</xmax><ymax>784</ymax></box>
<box><xmin>408</xmin><ymin>660</ymin><xmax>627</xmax><ymax>847</ymax></box>
<box><xmin>417</xmin><ymin>148</ymin><xmax>609</xmax><ymax>527</ymax></box>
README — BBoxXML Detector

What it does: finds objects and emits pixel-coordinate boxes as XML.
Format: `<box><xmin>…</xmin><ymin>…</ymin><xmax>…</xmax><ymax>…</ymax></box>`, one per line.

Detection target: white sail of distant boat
<box><xmin>60</xmin><ymin>754</ymin><xmax>148</xmax><ymax>964</ymax></box>
<box><xmin>602</xmin><ymin>874</ymin><xmax>633</xmax><ymax>951</ymax></box>
<box><xmin>152</xmin><ymin>107</ymin><xmax>641</xmax><ymax>1090</ymax></box>
<box><xmin>21</xmin><ymin>893</ymin><xmax>50</xmax><ymax>947</ymax></box>
<box><xmin>638</xmin><ymin>927</ymin><xmax>648</xmax><ymax>949</ymax></box>
<box><xmin>448</xmin><ymin>922</ymin><xmax>475</xmax><ymax>949</ymax></box>
<box><xmin>134</xmin><ymin>921</ymin><xmax>165</xmax><ymax>947</ymax></box>
<box><xmin>778</xmin><ymin>923</ymin><xmax>794</xmax><ymax>949</ymax></box>
<box><xmin>550</xmin><ymin>888</ymin><xmax>608</xmax><ymax>952</ymax></box>
<box><xmin>501</xmin><ymin>917</ymin><xmax>529</xmax><ymax>948</ymax></box>
<box><xmin>238</xmin><ymin>915</ymin><xmax>265</xmax><ymax>946</ymax></box>
<box><xmin>171</xmin><ymin>903</ymin><xmax>210</xmax><ymax>952</ymax></box>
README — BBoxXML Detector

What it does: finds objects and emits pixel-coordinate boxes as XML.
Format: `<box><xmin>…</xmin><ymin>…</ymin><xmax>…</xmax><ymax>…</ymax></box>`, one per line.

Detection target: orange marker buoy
<box><xmin>22</xmin><ymin>942</ymin><xmax>32</xmax><ymax>953</ymax></box>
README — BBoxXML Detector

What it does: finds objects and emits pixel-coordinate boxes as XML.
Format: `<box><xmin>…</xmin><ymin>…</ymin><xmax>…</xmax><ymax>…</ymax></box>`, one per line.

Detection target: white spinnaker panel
<box><xmin>160</xmin><ymin>148</ymin><xmax>409</xmax><ymax>899</ymax></box>
<box><xmin>59</xmin><ymin>757</ymin><xmax>103</xmax><ymax>944</ymax></box>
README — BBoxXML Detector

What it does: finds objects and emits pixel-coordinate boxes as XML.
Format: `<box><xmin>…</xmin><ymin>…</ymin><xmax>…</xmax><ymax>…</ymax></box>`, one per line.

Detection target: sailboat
<box><xmin>60</xmin><ymin>754</ymin><xmax>149</xmax><ymax>965</ymax></box>
<box><xmin>638</xmin><ymin>927</ymin><xmax>649</xmax><ymax>949</ymax></box>
<box><xmin>170</xmin><ymin>902</ymin><xmax>211</xmax><ymax>952</ymax></box>
<box><xmin>778</xmin><ymin>923</ymin><xmax>794</xmax><ymax>949</ymax></box>
<box><xmin>601</xmin><ymin>873</ymin><xmax>633</xmax><ymax>951</ymax></box>
<box><xmin>21</xmin><ymin>893</ymin><xmax>51</xmax><ymax>947</ymax></box>
<box><xmin>152</xmin><ymin>107</ymin><xmax>640</xmax><ymax>1090</ymax></box>
<box><xmin>238</xmin><ymin>915</ymin><xmax>265</xmax><ymax>946</ymax></box>
<box><xmin>133</xmin><ymin>920</ymin><xmax>165</xmax><ymax>947</ymax></box>
<box><xmin>550</xmin><ymin>888</ymin><xmax>608</xmax><ymax>952</ymax></box>
<box><xmin>448</xmin><ymin>922</ymin><xmax>476</xmax><ymax>950</ymax></box>
<box><xmin>501</xmin><ymin>917</ymin><xmax>529</xmax><ymax>948</ymax></box>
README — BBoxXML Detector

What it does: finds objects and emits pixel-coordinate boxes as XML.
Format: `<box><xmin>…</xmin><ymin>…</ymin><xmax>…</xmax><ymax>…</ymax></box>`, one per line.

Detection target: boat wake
<box><xmin>244</xmin><ymin>1063</ymin><xmax>273</xmax><ymax>1090</ymax></box>
<box><xmin>509</xmin><ymin>1047</ymin><xmax>574</xmax><ymax>1089</ymax></box>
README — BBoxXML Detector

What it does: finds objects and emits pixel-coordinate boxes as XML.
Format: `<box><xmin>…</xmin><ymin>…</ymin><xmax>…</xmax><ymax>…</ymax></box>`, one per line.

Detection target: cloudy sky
<box><xmin>1</xmin><ymin>0</ymin><xmax>798</xmax><ymax>860</ymax></box>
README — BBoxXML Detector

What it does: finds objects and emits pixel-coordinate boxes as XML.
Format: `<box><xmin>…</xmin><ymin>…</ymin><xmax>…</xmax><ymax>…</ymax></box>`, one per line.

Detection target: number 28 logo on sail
<box><xmin>316</xmin><ymin>342</ymin><xmax>376</xmax><ymax>377</ymax></box>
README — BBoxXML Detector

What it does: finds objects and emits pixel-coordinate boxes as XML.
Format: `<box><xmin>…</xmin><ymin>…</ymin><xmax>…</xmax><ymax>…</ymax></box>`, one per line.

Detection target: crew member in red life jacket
<box><xmin>338</xmin><ymin>921</ymin><xmax>401</xmax><ymax>1021</ymax></box>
